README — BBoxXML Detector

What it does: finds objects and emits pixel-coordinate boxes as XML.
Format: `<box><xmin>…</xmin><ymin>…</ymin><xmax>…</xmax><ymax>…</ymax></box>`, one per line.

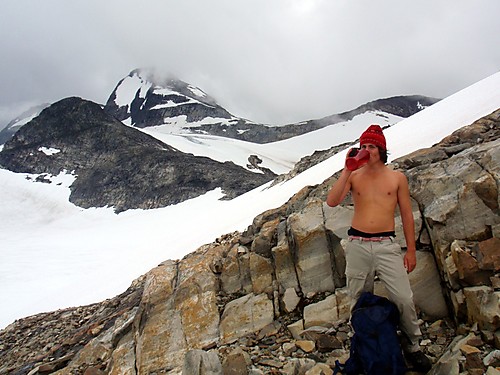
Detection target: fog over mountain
<box><xmin>1</xmin><ymin>1</ymin><xmax>499</xmax><ymax>128</ymax></box>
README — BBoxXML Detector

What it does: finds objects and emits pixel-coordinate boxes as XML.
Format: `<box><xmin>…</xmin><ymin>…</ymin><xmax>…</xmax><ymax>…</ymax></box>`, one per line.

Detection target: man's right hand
<box><xmin>347</xmin><ymin>147</ymin><xmax>359</xmax><ymax>158</ymax></box>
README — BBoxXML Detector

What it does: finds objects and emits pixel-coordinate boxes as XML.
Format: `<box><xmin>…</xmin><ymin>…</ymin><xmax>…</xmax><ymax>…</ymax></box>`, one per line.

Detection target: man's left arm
<box><xmin>397</xmin><ymin>172</ymin><xmax>417</xmax><ymax>273</ymax></box>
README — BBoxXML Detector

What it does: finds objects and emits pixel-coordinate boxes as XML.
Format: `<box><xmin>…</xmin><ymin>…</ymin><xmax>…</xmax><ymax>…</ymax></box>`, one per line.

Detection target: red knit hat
<box><xmin>360</xmin><ymin>124</ymin><xmax>386</xmax><ymax>150</ymax></box>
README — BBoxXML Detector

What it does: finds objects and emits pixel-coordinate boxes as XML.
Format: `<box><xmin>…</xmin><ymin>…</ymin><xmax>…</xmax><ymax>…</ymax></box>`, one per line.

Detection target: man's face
<box><xmin>361</xmin><ymin>143</ymin><xmax>380</xmax><ymax>162</ymax></box>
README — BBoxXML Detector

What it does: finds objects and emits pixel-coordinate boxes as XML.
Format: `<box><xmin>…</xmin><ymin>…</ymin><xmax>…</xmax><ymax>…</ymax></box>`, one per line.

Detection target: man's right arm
<box><xmin>326</xmin><ymin>168</ymin><xmax>352</xmax><ymax>207</ymax></box>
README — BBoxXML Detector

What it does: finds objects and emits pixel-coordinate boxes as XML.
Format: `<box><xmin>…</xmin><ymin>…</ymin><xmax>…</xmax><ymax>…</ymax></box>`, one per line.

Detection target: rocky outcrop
<box><xmin>0</xmin><ymin>277</ymin><xmax>145</xmax><ymax>374</ymax></box>
<box><xmin>394</xmin><ymin>108</ymin><xmax>500</xmax><ymax>333</ymax></box>
<box><xmin>0</xmin><ymin>97</ymin><xmax>275</xmax><ymax>212</ymax></box>
<box><xmin>345</xmin><ymin>95</ymin><xmax>439</xmax><ymax>118</ymax></box>
<box><xmin>1</xmin><ymin>110</ymin><xmax>499</xmax><ymax>374</ymax></box>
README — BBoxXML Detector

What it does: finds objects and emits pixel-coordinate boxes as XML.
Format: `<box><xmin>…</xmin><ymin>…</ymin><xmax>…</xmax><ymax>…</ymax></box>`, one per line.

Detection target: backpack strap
<box><xmin>333</xmin><ymin>360</ymin><xmax>344</xmax><ymax>374</ymax></box>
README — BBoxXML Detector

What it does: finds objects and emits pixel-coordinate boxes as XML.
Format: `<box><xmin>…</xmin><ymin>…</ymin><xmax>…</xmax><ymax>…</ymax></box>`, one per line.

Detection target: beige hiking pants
<box><xmin>345</xmin><ymin>237</ymin><xmax>422</xmax><ymax>352</ymax></box>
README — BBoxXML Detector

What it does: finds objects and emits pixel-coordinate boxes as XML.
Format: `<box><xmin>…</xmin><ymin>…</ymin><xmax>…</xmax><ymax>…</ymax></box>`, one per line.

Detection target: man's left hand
<box><xmin>404</xmin><ymin>251</ymin><xmax>417</xmax><ymax>273</ymax></box>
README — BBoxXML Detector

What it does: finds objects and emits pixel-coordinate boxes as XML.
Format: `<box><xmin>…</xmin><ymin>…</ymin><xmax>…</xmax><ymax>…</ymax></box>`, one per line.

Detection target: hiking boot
<box><xmin>405</xmin><ymin>350</ymin><xmax>432</xmax><ymax>373</ymax></box>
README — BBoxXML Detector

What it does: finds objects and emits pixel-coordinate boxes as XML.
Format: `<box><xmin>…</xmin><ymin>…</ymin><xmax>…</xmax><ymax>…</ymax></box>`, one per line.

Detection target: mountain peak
<box><xmin>128</xmin><ymin>68</ymin><xmax>212</xmax><ymax>103</ymax></box>
<box><xmin>104</xmin><ymin>68</ymin><xmax>230</xmax><ymax>128</ymax></box>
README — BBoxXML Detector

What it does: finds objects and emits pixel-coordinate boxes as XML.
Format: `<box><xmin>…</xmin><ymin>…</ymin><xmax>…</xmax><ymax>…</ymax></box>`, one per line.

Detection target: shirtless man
<box><xmin>326</xmin><ymin>124</ymin><xmax>431</xmax><ymax>373</ymax></box>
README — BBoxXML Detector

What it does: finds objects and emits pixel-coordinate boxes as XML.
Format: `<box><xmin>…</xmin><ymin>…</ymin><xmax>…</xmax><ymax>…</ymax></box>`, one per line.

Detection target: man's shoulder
<box><xmin>385</xmin><ymin>166</ymin><xmax>406</xmax><ymax>177</ymax></box>
<box><xmin>392</xmin><ymin>169</ymin><xmax>407</xmax><ymax>179</ymax></box>
<box><xmin>390</xmin><ymin>169</ymin><xmax>410</xmax><ymax>188</ymax></box>
<box><xmin>379</xmin><ymin>168</ymin><xmax>408</xmax><ymax>186</ymax></box>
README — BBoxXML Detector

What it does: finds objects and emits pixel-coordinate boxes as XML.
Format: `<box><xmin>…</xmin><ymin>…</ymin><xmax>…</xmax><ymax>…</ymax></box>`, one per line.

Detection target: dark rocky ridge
<box><xmin>0</xmin><ymin>97</ymin><xmax>276</xmax><ymax>212</ymax></box>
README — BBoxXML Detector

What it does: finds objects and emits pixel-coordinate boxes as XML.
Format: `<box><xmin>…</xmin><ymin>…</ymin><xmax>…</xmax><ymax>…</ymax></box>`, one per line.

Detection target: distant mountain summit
<box><xmin>0</xmin><ymin>103</ymin><xmax>50</xmax><ymax>145</ymax></box>
<box><xmin>104</xmin><ymin>69</ymin><xmax>440</xmax><ymax>144</ymax></box>
<box><xmin>0</xmin><ymin>97</ymin><xmax>275</xmax><ymax>212</ymax></box>
<box><xmin>104</xmin><ymin>68</ymin><xmax>243</xmax><ymax>128</ymax></box>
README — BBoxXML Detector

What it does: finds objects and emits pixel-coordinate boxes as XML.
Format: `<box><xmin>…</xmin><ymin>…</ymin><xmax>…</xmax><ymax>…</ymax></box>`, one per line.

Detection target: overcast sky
<box><xmin>1</xmin><ymin>0</ymin><xmax>499</xmax><ymax>128</ymax></box>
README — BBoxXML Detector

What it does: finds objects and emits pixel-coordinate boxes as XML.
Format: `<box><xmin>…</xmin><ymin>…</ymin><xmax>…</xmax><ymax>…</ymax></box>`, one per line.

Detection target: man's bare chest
<box><xmin>351</xmin><ymin>177</ymin><xmax>398</xmax><ymax>202</ymax></box>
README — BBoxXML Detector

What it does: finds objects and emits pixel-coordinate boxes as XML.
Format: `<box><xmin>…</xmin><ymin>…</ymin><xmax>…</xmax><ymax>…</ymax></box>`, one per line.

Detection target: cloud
<box><xmin>0</xmin><ymin>0</ymin><xmax>499</xmax><ymax>128</ymax></box>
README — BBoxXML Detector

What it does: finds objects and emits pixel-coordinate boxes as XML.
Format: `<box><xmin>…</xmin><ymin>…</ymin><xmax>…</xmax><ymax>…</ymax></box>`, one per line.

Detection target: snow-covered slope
<box><xmin>0</xmin><ymin>72</ymin><xmax>499</xmax><ymax>329</ymax></box>
<box><xmin>141</xmin><ymin>111</ymin><xmax>404</xmax><ymax>174</ymax></box>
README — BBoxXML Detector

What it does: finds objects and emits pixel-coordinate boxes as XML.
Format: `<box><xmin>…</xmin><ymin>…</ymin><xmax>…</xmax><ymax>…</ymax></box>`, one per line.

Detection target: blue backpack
<box><xmin>335</xmin><ymin>292</ymin><xmax>407</xmax><ymax>375</ymax></box>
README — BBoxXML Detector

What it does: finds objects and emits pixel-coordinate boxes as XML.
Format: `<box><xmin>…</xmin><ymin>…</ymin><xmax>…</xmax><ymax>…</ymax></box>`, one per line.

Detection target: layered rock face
<box><xmin>1</xmin><ymin>110</ymin><xmax>499</xmax><ymax>374</ymax></box>
<box><xmin>0</xmin><ymin>97</ymin><xmax>275</xmax><ymax>212</ymax></box>
<box><xmin>393</xmin><ymin>109</ymin><xmax>500</xmax><ymax>373</ymax></box>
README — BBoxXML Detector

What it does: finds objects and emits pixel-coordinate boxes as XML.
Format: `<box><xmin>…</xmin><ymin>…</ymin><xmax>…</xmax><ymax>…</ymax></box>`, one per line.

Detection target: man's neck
<box><xmin>365</xmin><ymin>161</ymin><xmax>386</xmax><ymax>171</ymax></box>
